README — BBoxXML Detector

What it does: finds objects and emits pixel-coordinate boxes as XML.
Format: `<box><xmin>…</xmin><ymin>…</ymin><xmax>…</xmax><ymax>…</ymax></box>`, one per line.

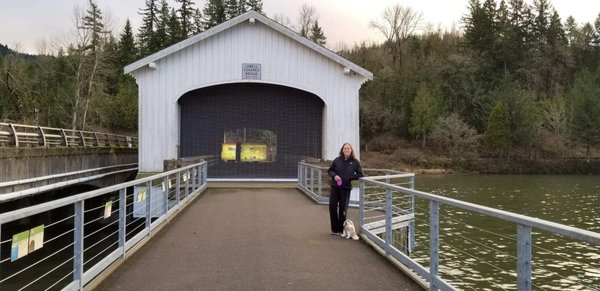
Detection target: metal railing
<box><xmin>0</xmin><ymin>163</ymin><xmax>139</xmax><ymax>198</ymax></box>
<box><xmin>297</xmin><ymin>161</ymin><xmax>404</xmax><ymax>205</ymax></box>
<box><xmin>0</xmin><ymin>123</ymin><xmax>138</xmax><ymax>148</ymax></box>
<box><xmin>0</xmin><ymin>161</ymin><xmax>207</xmax><ymax>290</ymax></box>
<box><xmin>298</xmin><ymin>161</ymin><xmax>600</xmax><ymax>290</ymax></box>
<box><xmin>359</xmin><ymin>174</ymin><xmax>600</xmax><ymax>291</ymax></box>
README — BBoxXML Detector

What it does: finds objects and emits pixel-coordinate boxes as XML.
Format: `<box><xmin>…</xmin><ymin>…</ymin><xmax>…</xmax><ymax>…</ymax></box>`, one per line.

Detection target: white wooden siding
<box><xmin>132</xmin><ymin>20</ymin><xmax>367</xmax><ymax>173</ymax></box>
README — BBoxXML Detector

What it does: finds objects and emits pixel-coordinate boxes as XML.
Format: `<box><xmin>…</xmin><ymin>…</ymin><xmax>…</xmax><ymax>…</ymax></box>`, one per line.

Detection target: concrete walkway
<box><xmin>95</xmin><ymin>188</ymin><xmax>422</xmax><ymax>291</ymax></box>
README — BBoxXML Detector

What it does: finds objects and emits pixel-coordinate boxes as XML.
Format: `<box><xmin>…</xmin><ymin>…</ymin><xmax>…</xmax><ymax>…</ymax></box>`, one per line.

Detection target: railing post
<box><xmin>409</xmin><ymin>175</ymin><xmax>415</xmax><ymax>253</ymax></box>
<box><xmin>60</xmin><ymin>129</ymin><xmax>68</xmax><ymax>146</ymax></box>
<box><xmin>429</xmin><ymin>201</ymin><xmax>440</xmax><ymax>291</ymax></box>
<box><xmin>78</xmin><ymin>131</ymin><xmax>85</xmax><ymax>146</ymax></box>
<box><xmin>8</xmin><ymin>123</ymin><xmax>19</xmax><ymax>147</ymax></box>
<box><xmin>176</xmin><ymin>172</ymin><xmax>181</xmax><ymax>205</ymax></box>
<box><xmin>298</xmin><ymin>164</ymin><xmax>303</xmax><ymax>187</ymax></box>
<box><xmin>517</xmin><ymin>224</ymin><xmax>532</xmax><ymax>291</ymax></box>
<box><xmin>297</xmin><ymin>164</ymin><xmax>301</xmax><ymax>186</ymax></box>
<box><xmin>197</xmin><ymin>165</ymin><xmax>201</xmax><ymax>188</ymax></box>
<box><xmin>163</xmin><ymin>176</ymin><xmax>169</xmax><ymax>213</ymax></box>
<box><xmin>385</xmin><ymin>187</ymin><xmax>392</xmax><ymax>256</ymax></box>
<box><xmin>197</xmin><ymin>165</ymin><xmax>202</xmax><ymax>186</ymax></box>
<box><xmin>74</xmin><ymin>201</ymin><xmax>84</xmax><ymax>290</ymax></box>
<box><xmin>310</xmin><ymin>167</ymin><xmax>314</xmax><ymax>193</ymax></box>
<box><xmin>185</xmin><ymin>170</ymin><xmax>190</xmax><ymax>199</ymax></box>
<box><xmin>146</xmin><ymin>181</ymin><xmax>152</xmax><ymax>235</ymax></box>
<box><xmin>359</xmin><ymin>180</ymin><xmax>365</xmax><ymax>228</ymax></box>
<box><xmin>192</xmin><ymin>167</ymin><xmax>197</xmax><ymax>191</ymax></box>
<box><xmin>37</xmin><ymin>126</ymin><xmax>46</xmax><ymax>146</ymax></box>
<box><xmin>93</xmin><ymin>132</ymin><xmax>100</xmax><ymax>146</ymax></box>
<box><xmin>119</xmin><ymin>188</ymin><xmax>126</xmax><ymax>257</ymax></box>
<box><xmin>203</xmin><ymin>163</ymin><xmax>208</xmax><ymax>186</ymax></box>
<box><xmin>303</xmin><ymin>165</ymin><xmax>308</xmax><ymax>188</ymax></box>
<box><xmin>200</xmin><ymin>165</ymin><xmax>204</xmax><ymax>186</ymax></box>
<box><xmin>318</xmin><ymin>168</ymin><xmax>322</xmax><ymax>200</ymax></box>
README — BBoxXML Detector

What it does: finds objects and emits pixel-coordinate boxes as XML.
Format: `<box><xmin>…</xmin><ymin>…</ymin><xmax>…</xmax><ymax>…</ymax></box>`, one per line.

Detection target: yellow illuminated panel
<box><xmin>241</xmin><ymin>144</ymin><xmax>267</xmax><ymax>162</ymax></box>
<box><xmin>221</xmin><ymin>143</ymin><xmax>237</xmax><ymax>161</ymax></box>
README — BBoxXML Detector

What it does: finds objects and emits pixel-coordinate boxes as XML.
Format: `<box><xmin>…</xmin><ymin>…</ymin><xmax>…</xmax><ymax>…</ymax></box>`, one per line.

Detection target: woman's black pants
<box><xmin>329</xmin><ymin>186</ymin><xmax>351</xmax><ymax>233</ymax></box>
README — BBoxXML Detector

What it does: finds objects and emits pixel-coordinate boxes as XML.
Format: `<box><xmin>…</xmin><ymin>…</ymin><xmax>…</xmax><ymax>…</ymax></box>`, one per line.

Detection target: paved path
<box><xmin>95</xmin><ymin>188</ymin><xmax>422</xmax><ymax>291</ymax></box>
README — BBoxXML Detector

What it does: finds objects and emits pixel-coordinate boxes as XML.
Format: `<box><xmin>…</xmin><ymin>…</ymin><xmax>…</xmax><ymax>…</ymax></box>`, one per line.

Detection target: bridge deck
<box><xmin>95</xmin><ymin>187</ymin><xmax>421</xmax><ymax>290</ymax></box>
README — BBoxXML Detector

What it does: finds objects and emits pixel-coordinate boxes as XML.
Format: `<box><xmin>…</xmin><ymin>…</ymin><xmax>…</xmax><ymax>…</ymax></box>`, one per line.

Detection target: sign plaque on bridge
<box><xmin>242</xmin><ymin>63</ymin><xmax>261</xmax><ymax>80</ymax></box>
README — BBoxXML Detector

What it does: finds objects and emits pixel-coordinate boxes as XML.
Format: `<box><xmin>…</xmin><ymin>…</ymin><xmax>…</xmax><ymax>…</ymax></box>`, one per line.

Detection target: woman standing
<box><xmin>328</xmin><ymin>143</ymin><xmax>363</xmax><ymax>235</ymax></box>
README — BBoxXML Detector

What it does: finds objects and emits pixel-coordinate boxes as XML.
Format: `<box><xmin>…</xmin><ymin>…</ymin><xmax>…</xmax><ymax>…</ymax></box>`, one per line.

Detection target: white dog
<box><xmin>342</xmin><ymin>219</ymin><xmax>359</xmax><ymax>240</ymax></box>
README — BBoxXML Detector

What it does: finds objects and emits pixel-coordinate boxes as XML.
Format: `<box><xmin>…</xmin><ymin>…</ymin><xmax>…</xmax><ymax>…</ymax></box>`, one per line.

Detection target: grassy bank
<box><xmin>360</xmin><ymin>135</ymin><xmax>600</xmax><ymax>175</ymax></box>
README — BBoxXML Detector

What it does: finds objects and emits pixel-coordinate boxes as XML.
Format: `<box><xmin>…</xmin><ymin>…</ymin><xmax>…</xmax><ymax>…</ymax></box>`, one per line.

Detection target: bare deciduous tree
<box><xmin>297</xmin><ymin>4</ymin><xmax>316</xmax><ymax>37</ymax></box>
<box><xmin>370</xmin><ymin>4</ymin><xmax>422</xmax><ymax>66</ymax></box>
<box><xmin>272</xmin><ymin>12</ymin><xmax>292</xmax><ymax>27</ymax></box>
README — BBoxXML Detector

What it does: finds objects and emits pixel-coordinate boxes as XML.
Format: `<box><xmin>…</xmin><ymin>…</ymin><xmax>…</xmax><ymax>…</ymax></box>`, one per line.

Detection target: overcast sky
<box><xmin>1</xmin><ymin>0</ymin><xmax>599</xmax><ymax>54</ymax></box>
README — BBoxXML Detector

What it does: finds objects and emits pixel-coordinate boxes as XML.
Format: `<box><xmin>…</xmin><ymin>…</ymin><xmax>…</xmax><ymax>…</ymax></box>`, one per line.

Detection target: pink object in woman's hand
<box><xmin>337</xmin><ymin>179</ymin><xmax>342</xmax><ymax>186</ymax></box>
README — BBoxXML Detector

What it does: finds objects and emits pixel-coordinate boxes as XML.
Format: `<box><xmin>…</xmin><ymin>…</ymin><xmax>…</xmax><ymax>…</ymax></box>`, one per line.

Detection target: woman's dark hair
<box><xmin>338</xmin><ymin>143</ymin><xmax>356</xmax><ymax>160</ymax></box>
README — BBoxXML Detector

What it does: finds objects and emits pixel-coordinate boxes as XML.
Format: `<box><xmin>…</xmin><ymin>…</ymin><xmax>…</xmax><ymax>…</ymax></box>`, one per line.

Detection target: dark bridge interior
<box><xmin>178</xmin><ymin>83</ymin><xmax>323</xmax><ymax>178</ymax></box>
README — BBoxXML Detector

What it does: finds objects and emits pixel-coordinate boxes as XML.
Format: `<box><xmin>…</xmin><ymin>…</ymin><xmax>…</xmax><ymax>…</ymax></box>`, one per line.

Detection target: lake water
<box><xmin>410</xmin><ymin>174</ymin><xmax>600</xmax><ymax>290</ymax></box>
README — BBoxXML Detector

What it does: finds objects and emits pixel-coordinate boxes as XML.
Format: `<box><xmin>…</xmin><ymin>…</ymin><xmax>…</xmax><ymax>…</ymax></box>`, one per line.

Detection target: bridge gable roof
<box><xmin>124</xmin><ymin>10</ymin><xmax>372</xmax><ymax>79</ymax></box>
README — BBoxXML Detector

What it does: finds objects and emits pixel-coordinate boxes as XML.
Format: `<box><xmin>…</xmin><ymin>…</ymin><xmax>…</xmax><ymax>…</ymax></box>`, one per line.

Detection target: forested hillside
<box><xmin>1</xmin><ymin>0</ymin><xmax>599</xmax><ymax>172</ymax></box>
<box><xmin>339</xmin><ymin>0</ymin><xmax>600</xmax><ymax>168</ymax></box>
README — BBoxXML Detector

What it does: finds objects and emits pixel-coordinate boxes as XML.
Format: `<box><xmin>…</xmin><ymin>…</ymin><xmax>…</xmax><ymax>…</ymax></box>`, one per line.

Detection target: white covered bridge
<box><xmin>124</xmin><ymin>10</ymin><xmax>372</xmax><ymax>179</ymax></box>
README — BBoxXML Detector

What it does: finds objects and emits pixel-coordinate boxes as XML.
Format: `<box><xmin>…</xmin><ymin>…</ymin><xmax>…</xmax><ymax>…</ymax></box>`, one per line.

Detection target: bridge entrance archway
<box><xmin>178</xmin><ymin>83</ymin><xmax>324</xmax><ymax>179</ymax></box>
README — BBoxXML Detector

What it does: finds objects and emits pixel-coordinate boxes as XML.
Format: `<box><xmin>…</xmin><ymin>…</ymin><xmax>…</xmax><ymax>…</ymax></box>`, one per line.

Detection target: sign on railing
<box><xmin>0</xmin><ymin>123</ymin><xmax>138</xmax><ymax>148</ymax></box>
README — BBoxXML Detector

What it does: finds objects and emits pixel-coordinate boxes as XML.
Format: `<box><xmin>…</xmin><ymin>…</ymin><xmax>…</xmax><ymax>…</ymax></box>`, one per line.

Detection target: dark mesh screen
<box><xmin>179</xmin><ymin>83</ymin><xmax>323</xmax><ymax>178</ymax></box>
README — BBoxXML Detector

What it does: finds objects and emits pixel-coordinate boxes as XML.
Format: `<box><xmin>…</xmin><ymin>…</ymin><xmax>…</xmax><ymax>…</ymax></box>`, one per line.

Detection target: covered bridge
<box><xmin>124</xmin><ymin>10</ymin><xmax>372</xmax><ymax>179</ymax></box>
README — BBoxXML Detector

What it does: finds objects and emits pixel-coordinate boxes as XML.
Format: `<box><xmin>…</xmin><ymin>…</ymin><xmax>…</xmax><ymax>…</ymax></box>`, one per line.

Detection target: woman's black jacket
<box><xmin>328</xmin><ymin>156</ymin><xmax>363</xmax><ymax>189</ymax></box>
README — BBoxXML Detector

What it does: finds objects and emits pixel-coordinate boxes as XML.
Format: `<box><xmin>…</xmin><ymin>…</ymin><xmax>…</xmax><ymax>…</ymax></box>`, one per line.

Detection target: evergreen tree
<box><xmin>224</xmin><ymin>0</ymin><xmax>240</xmax><ymax>19</ymax></box>
<box><xmin>82</xmin><ymin>0</ymin><xmax>105</xmax><ymax>53</ymax></box>
<box><xmin>137</xmin><ymin>0</ymin><xmax>160</xmax><ymax>57</ymax></box>
<box><xmin>591</xmin><ymin>13</ymin><xmax>600</xmax><ymax>68</ymax></box>
<box><xmin>309</xmin><ymin>20</ymin><xmax>327</xmax><ymax>45</ymax></box>
<box><xmin>76</xmin><ymin>0</ymin><xmax>112</xmax><ymax>130</ymax></box>
<box><xmin>155</xmin><ymin>0</ymin><xmax>171</xmax><ymax>51</ymax></box>
<box><xmin>192</xmin><ymin>8</ymin><xmax>203</xmax><ymax>35</ymax></box>
<box><xmin>485</xmin><ymin>100</ymin><xmax>511</xmax><ymax>156</ymax></box>
<box><xmin>463</xmin><ymin>0</ymin><xmax>497</xmax><ymax>56</ymax></box>
<box><xmin>167</xmin><ymin>8</ymin><xmax>183</xmax><ymax>45</ymax></box>
<box><xmin>532</xmin><ymin>0</ymin><xmax>551</xmax><ymax>43</ymax></box>
<box><xmin>175</xmin><ymin>0</ymin><xmax>196</xmax><ymax>38</ymax></box>
<box><xmin>47</xmin><ymin>48</ymin><xmax>75</xmax><ymax>128</ymax></box>
<box><xmin>202</xmin><ymin>0</ymin><xmax>226</xmax><ymax>30</ymax></box>
<box><xmin>117</xmin><ymin>19</ymin><xmax>138</xmax><ymax>69</ymax></box>
<box><xmin>568</xmin><ymin>69</ymin><xmax>600</xmax><ymax>162</ymax></box>
<box><xmin>103</xmin><ymin>35</ymin><xmax>120</xmax><ymax>96</ymax></box>
<box><xmin>101</xmin><ymin>77</ymin><xmax>138</xmax><ymax>130</ymax></box>
<box><xmin>410</xmin><ymin>84</ymin><xmax>440</xmax><ymax>148</ymax></box>
<box><xmin>506</xmin><ymin>0</ymin><xmax>533</xmax><ymax>68</ymax></box>
<box><xmin>237</xmin><ymin>0</ymin><xmax>247</xmax><ymax>15</ymax></box>
<box><xmin>245</xmin><ymin>0</ymin><xmax>263</xmax><ymax>14</ymax></box>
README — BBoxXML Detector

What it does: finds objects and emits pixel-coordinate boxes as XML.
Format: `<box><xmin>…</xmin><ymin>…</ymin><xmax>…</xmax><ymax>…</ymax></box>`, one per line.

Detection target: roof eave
<box><xmin>124</xmin><ymin>11</ymin><xmax>373</xmax><ymax>80</ymax></box>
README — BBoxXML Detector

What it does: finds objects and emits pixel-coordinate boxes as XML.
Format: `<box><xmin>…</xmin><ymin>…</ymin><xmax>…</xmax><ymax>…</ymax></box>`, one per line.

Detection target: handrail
<box><xmin>0</xmin><ymin>122</ymin><xmax>138</xmax><ymax>148</ymax></box>
<box><xmin>296</xmin><ymin>161</ymin><xmax>411</xmax><ymax>205</ymax></box>
<box><xmin>298</xmin><ymin>161</ymin><xmax>600</xmax><ymax>290</ymax></box>
<box><xmin>0</xmin><ymin>161</ymin><xmax>208</xmax><ymax>290</ymax></box>
<box><xmin>358</xmin><ymin>174</ymin><xmax>600</xmax><ymax>290</ymax></box>
<box><xmin>0</xmin><ymin>164</ymin><xmax>139</xmax><ymax>202</ymax></box>
<box><xmin>362</xmin><ymin>177</ymin><xmax>600</xmax><ymax>245</ymax></box>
